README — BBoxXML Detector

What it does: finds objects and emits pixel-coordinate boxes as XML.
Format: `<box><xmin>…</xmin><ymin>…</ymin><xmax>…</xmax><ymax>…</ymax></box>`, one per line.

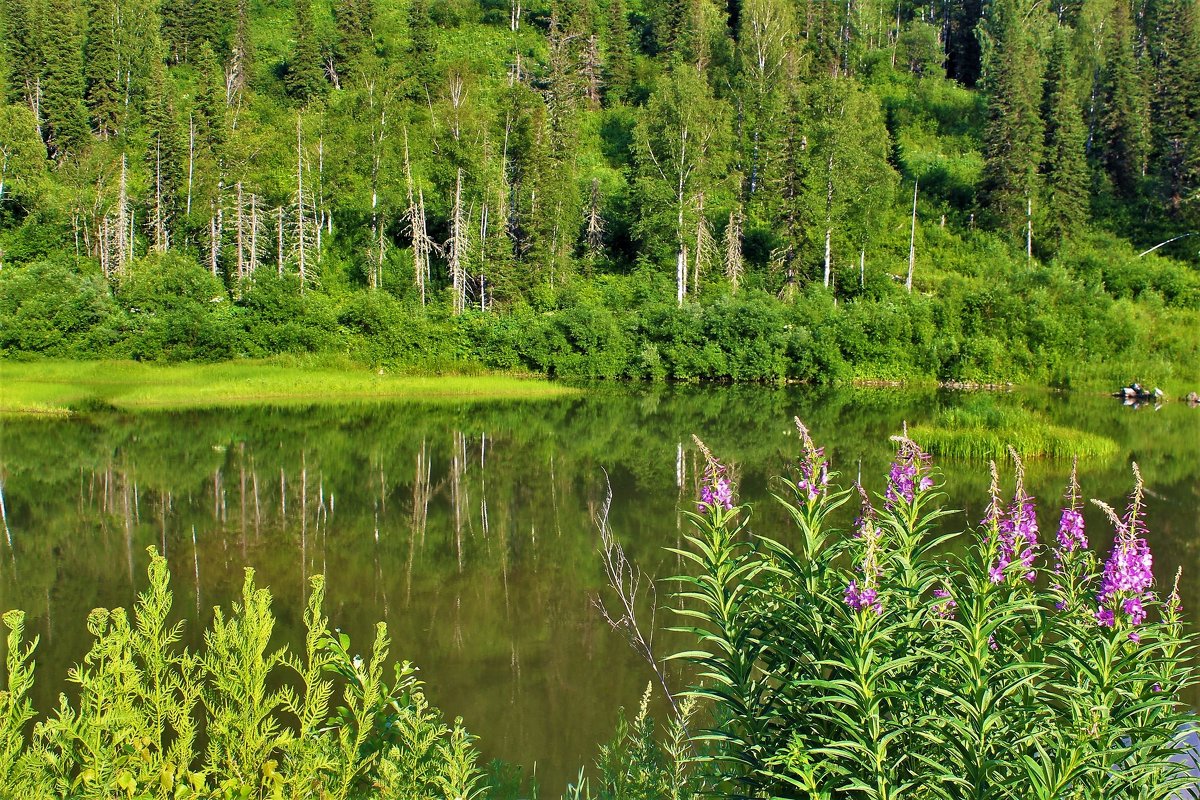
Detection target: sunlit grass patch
<box><xmin>909</xmin><ymin>403</ymin><xmax>1119</xmax><ymax>461</ymax></box>
<box><xmin>0</xmin><ymin>360</ymin><xmax>577</xmax><ymax>414</ymax></box>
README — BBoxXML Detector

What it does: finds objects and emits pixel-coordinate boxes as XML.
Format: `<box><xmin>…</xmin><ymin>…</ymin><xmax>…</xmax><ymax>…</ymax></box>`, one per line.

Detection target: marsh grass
<box><xmin>0</xmin><ymin>360</ymin><xmax>577</xmax><ymax>414</ymax></box>
<box><xmin>910</xmin><ymin>403</ymin><xmax>1119</xmax><ymax>460</ymax></box>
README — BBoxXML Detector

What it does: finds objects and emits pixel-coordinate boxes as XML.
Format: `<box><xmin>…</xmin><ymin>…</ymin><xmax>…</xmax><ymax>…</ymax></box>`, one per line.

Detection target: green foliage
<box><xmin>669</xmin><ymin>427</ymin><xmax>1198</xmax><ymax>798</ymax></box>
<box><xmin>0</xmin><ymin>549</ymin><xmax>485</xmax><ymax>799</ymax></box>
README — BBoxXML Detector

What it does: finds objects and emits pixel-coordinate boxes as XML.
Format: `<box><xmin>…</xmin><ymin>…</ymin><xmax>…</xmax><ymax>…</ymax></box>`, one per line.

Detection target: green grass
<box><xmin>909</xmin><ymin>404</ymin><xmax>1119</xmax><ymax>461</ymax></box>
<box><xmin>0</xmin><ymin>360</ymin><xmax>578</xmax><ymax>414</ymax></box>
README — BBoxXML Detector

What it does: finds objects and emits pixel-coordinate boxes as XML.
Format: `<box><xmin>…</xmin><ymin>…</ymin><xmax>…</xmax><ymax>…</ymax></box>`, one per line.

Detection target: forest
<box><xmin>0</xmin><ymin>0</ymin><xmax>1198</xmax><ymax>385</ymax></box>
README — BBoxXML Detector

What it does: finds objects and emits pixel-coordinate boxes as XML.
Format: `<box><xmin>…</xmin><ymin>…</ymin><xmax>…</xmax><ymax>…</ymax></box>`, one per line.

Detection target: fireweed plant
<box><xmin>671</xmin><ymin>420</ymin><xmax>1197</xmax><ymax>799</ymax></box>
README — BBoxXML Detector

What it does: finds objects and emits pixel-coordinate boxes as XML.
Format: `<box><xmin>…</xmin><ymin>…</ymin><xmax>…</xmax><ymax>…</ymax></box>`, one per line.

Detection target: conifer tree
<box><xmin>194</xmin><ymin>42</ymin><xmax>226</xmax><ymax>155</ymax></box>
<box><xmin>947</xmin><ymin>0</ymin><xmax>984</xmax><ymax>85</ymax></box>
<box><xmin>85</xmin><ymin>0</ymin><xmax>122</xmax><ymax>139</ymax></box>
<box><xmin>228</xmin><ymin>0</ymin><xmax>254</xmax><ymax>100</ymax></box>
<box><xmin>333</xmin><ymin>0</ymin><xmax>375</xmax><ymax>83</ymax></box>
<box><xmin>406</xmin><ymin>0</ymin><xmax>436</xmax><ymax>96</ymax></box>
<box><xmin>1147</xmin><ymin>0</ymin><xmax>1200</xmax><ymax>215</ymax></box>
<box><xmin>2</xmin><ymin>0</ymin><xmax>41</xmax><ymax>110</ymax></box>
<box><xmin>978</xmin><ymin>0</ymin><xmax>1046</xmax><ymax>241</ymax></box>
<box><xmin>144</xmin><ymin>52</ymin><xmax>185</xmax><ymax>250</ymax></box>
<box><xmin>603</xmin><ymin>0</ymin><xmax>634</xmax><ymax>104</ymax></box>
<box><xmin>160</xmin><ymin>0</ymin><xmax>189</xmax><ymax>62</ymax></box>
<box><xmin>287</xmin><ymin>0</ymin><xmax>325</xmax><ymax>103</ymax></box>
<box><xmin>1042</xmin><ymin>26</ymin><xmax>1089</xmax><ymax>249</ymax></box>
<box><xmin>41</xmin><ymin>0</ymin><xmax>89</xmax><ymax>158</ymax></box>
<box><xmin>1099</xmin><ymin>0</ymin><xmax>1150</xmax><ymax>197</ymax></box>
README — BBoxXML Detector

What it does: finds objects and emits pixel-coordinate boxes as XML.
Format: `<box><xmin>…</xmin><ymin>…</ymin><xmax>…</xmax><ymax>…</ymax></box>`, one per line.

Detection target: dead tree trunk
<box><xmin>448</xmin><ymin>168</ymin><xmax>467</xmax><ymax>314</ymax></box>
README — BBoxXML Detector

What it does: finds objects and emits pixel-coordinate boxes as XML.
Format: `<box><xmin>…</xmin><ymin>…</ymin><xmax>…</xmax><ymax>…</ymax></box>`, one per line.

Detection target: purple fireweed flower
<box><xmin>988</xmin><ymin>454</ymin><xmax>1039</xmax><ymax>584</ymax></box>
<box><xmin>1057</xmin><ymin>510</ymin><xmax>1087</xmax><ymax>552</ymax></box>
<box><xmin>1055</xmin><ymin>458</ymin><xmax>1087</xmax><ymax>554</ymax></box>
<box><xmin>885</xmin><ymin>426</ymin><xmax>933</xmax><ymax>511</ymax></box>
<box><xmin>1093</xmin><ymin>464</ymin><xmax>1155</xmax><ymax>636</ymax></box>
<box><xmin>794</xmin><ymin>418</ymin><xmax>830</xmax><ymax>503</ymax></box>
<box><xmin>845</xmin><ymin>513</ymin><xmax>884</xmax><ymax>615</ymax></box>
<box><xmin>845</xmin><ymin>580</ymin><xmax>881</xmax><ymax>614</ymax></box>
<box><xmin>692</xmin><ymin>435</ymin><xmax>735</xmax><ymax>513</ymax></box>
<box><xmin>932</xmin><ymin>586</ymin><xmax>956</xmax><ymax>620</ymax></box>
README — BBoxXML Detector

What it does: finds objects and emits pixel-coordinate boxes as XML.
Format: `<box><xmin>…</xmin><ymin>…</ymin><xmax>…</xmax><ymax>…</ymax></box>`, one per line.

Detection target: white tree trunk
<box><xmin>907</xmin><ymin>179</ymin><xmax>918</xmax><ymax>293</ymax></box>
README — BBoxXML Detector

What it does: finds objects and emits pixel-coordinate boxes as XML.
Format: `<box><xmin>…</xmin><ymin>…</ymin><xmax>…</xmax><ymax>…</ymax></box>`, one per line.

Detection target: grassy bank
<box><xmin>0</xmin><ymin>360</ymin><xmax>577</xmax><ymax>414</ymax></box>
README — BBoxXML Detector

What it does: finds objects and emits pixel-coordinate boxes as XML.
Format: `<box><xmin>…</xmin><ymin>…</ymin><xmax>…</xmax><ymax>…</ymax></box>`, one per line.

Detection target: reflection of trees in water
<box><xmin>0</xmin><ymin>386</ymin><xmax>1197</xmax><ymax>786</ymax></box>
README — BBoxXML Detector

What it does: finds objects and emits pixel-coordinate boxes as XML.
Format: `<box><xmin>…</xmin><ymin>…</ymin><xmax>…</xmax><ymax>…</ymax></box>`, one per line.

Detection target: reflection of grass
<box><xmin>0</xmin><ymin>360</ymin><xmax>577</xmax><ymax>414</ymax></box>
<box><xmin>910</xmin><ymin>404</ymin><xmax>1119</xmax><ymax>461</ymax></box>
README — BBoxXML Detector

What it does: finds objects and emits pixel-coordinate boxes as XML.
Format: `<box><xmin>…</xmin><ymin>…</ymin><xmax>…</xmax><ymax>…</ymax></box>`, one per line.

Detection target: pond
<box><xmin>1</xmin><ymin>385</ymin><xmax>1198</xmax><ymax>791</ymax></box>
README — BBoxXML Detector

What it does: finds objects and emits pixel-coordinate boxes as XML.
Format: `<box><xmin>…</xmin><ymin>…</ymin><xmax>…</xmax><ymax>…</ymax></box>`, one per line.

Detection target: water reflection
<box><xmin>0</xmin><ymin>386</ymin><xmax>1197</xmax><ymax>790</ymax></box>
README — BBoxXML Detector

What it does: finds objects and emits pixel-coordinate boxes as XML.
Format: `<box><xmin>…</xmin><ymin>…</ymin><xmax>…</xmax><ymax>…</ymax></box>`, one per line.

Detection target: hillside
<box><xmin>1</xmin><ymin>0</ymin><xmax>1198</xmax><ymax>386</ymax></box>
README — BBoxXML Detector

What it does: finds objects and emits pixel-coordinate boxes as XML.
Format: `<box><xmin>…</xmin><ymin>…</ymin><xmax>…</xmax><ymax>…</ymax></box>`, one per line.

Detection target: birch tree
<box><xmin>797</xmin><ymin>77</ymin><xmax>896</xmax><ymax>291</ymax></box>
<box><xmin>633</xmin><ymin>65</ymin><xmax>731</xmax><ymax>305</ymax></box>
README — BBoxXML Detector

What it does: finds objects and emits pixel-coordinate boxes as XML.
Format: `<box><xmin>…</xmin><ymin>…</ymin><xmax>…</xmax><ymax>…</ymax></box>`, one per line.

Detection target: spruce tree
<box><xmin>1099</xmin><ymin>0</ymin><xmax>1151</xmax><ymax>198</ymax></box>
<box><xmin>406</xmin><ymin>0</ymin><xmax>436</xmax><ymax>96</ymax></box>
<box><xmin>160</xmin><ymin>0</ymin><xmax>189</xmax><ymax>62</ymax></box>
<box><xmin>229</xmin><ymin>0</ymin><xmax>254</xmax><ymax>99</ymax></box>
<box><xmin>41</xmin><ymin>0</ymin><xmax>89</xmax><ymax>157</ymax></box>
<box><xmin>194</xmin><ymin>41</ymin><xmax>226</xmax><ymax>155</ymax></box>
<box><xmin>947</xmin><ymin>0</ymin><xmax>983</xmax><ymax>85</ymax></box>
<box><xmin>2</xmin><ymin>0</ymin><xmax>43</xmax><ymax>107</ymax></box>
<box><xmin>603</xmin><ymin>0</ymin><xmax>634</xmax><ymax>104</ymax></box>
<box><xmin>1148</xmin><ymin>0</ymin><xmax>1200</xmax><ymax>215</ymax></box>
<box><xmin>85</xmin><ymin>0</ymin><xmax>123</xmax><ymax>139</ymax></box>
<box><xmin>334</xmin><ymin>0</ymin><xmax>375</xmax><ymax>81</ymax></box>
<box><xmin>978</xmin><ymin>0</ymin><xmax>1046</xmax><ymax>242</ymax></box>
<box><xmin>1042</xmin><ymin>27</ymin><xmax>1089</xmax><ymax>249</ymax></box>
<box><xmin>144</xmin><ymin>51</ymin><xmax>186</xmax><ymax>250</ymax></box>
<box><xmin>287</xmin><ymin>0</ymin><xmax>325</xmax><ymax>102</ymax></box>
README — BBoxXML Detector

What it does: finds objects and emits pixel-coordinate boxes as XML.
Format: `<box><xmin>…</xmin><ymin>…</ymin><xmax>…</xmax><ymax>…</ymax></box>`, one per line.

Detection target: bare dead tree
<box><xmin>582</xmin><ymin>34</ymin><xmax>603</xmax><ymax>109</ymax></box>
<box><xmin>592</xmin><ymin>470</ymin><xmax>681</xmax><ymax>719</ymax></box>
<box><xmin>235</xmin><ymin>181</ymin><xmax>246</xmax><ymax>281</ymax></box>
<box><xmin>367</xmin><ymin>79</ymin><xmax>389</xmax><ymax>290</ymax></box>
<box><xmin>151</xmin><ymin>136</ymin><xmax>170</xmax><ymax>253</ymax></box>
<box><xmin>584</xmin><ymin>177</ymin><xmax>604</xmax><ymax>259</ymax></box>
<box><xmin>692</xmin><ymin>192</ymin><xmax>717</xmax><ymax>294</ymax></box>
<box><xmin>724</xmin><ymin>204</ymin><xmax>744</xmax><ymax>291</ymax></box>
<box><xmin>403</xmin><ymin>128</ymin><xmax>432</xmax><ymax>305</ymax></box>
<box><xmin>295</xmin><ymin>115</ymin><xmax>308</xmax><ymax>289</ymax></box>
<box><xmin>447</xmin><ymin>168</ymin><xmax>468</xmax><ymax>314</ymax></box>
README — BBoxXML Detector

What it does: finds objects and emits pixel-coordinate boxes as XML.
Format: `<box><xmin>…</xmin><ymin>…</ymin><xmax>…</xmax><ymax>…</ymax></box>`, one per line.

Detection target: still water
<box><xmin>1</xmin><ymin>385</ymin><xmax>1198</xmax><ymax>790</ymax></box>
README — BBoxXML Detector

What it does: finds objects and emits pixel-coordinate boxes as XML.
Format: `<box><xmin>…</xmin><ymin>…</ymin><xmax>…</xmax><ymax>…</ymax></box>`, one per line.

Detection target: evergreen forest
<box><xmin>1</xmin><ymin>0</ymin><xmax>1199</xmax><ymax>384</ymax></box>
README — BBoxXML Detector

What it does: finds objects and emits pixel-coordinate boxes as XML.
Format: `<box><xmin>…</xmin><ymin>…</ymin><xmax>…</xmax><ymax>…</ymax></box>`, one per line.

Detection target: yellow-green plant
<box><xmin>0</xmin><ymin>548</ymin><xmax>483</xmax><ymax>799</ymax></box>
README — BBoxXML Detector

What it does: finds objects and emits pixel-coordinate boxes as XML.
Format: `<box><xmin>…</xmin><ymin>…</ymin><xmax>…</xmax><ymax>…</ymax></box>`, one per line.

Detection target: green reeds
<box><xmin>909</xmin><ymin>404</ymin><xmax>1119</xmax><ymax>460</ymax></box>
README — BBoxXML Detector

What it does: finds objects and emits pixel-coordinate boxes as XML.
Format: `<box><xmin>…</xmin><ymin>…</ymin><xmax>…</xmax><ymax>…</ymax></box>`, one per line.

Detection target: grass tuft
<box><xmin>909</xmin><ymin>404</ymin><xmax>1118</xmax><ymax>461</ymax></box>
